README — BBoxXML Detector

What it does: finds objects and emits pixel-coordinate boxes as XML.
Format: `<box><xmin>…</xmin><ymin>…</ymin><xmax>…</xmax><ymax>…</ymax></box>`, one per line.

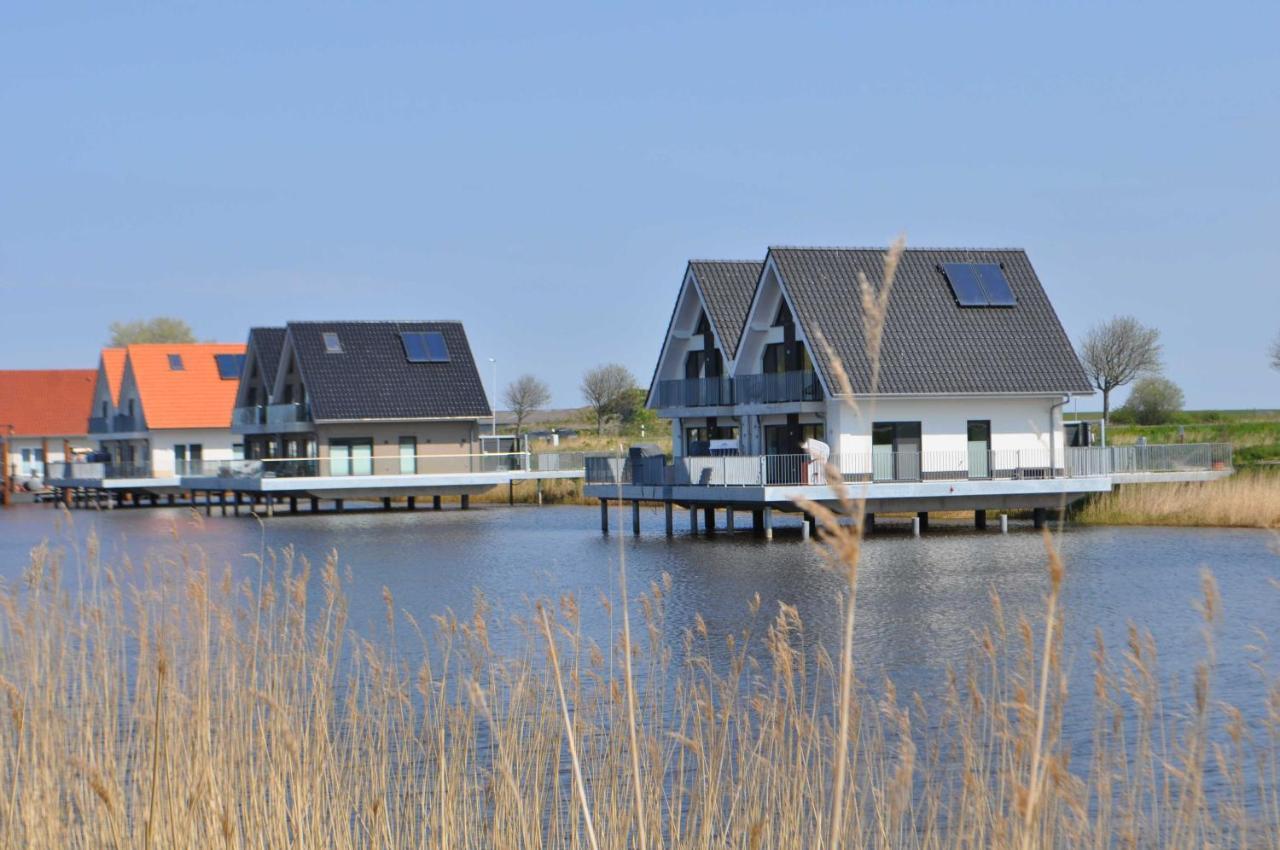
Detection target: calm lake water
<box><xmin>2</xmin><ymin>501</ymin><xmax>1278</xmax><ymax>747</ymax></box>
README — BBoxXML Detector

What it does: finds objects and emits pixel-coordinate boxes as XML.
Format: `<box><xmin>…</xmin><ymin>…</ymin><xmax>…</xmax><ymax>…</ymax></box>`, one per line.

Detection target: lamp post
<box><xmin>488</xmin><ymin>358</ymin><xmax>498</xmax><ymax>437</ymax></box>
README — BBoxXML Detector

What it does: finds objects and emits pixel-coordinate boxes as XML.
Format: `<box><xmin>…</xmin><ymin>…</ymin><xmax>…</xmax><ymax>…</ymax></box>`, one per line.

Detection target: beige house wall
<box><xmin>315</xmin><ymin>420</ymin><xmax>482</xmax><ymax>476</ymax></box>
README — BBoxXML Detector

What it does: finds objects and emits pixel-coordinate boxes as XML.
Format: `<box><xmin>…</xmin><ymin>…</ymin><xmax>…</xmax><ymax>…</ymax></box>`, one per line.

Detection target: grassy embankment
<box><xmin>2</xmin><ymin>505</ymin><xmax>1278</xmax><ymax>848</ymax></box>
<box><xmin>1065</xmin><ymin>410</ymin><xmax>1280</xmax><ymax>529</ymax></box>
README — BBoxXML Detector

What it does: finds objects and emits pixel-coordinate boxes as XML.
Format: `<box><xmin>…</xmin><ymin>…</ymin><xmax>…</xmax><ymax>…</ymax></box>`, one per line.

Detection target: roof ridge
<box><xmin>767</xmin><ymin>245</ymin><xmax>1027</xmax><ymax>252</ymax></box>
<box><xmin>284</xmin><ymin>319</ymin><xmax>465</xmax><ymax>325</ymax></box>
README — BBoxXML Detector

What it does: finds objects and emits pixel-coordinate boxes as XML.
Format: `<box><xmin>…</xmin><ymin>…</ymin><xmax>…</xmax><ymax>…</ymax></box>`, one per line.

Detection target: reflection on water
<box><xmin>2</xmin><ymin>502</ymin><xmax>1278</xmax><ymax>750</ymax></box>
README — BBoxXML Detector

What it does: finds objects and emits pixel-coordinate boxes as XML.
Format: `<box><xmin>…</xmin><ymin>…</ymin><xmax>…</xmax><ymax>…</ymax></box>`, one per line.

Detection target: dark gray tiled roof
<box><xmin>288</xmin><ymin>321</ymin><xmax>491</xmax><ymax>421</ymax></box>
<box><xmin>248</xmin><ymin>327</ymin><xmax>286</xmax><ymax>386</ymax></box>
<box><xmin>768</xmin><ymin>248</ymin><xmax>1093</xmax><ymax>395</ymax></box>
<box><xmin>689</xmin><ymin>261</ymin><xmax>762</xmax><ymax>358</ymax></box>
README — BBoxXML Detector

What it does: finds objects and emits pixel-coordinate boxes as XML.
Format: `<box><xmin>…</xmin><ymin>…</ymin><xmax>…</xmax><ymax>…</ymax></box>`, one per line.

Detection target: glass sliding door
<box><xmin>329</xmin><ymin>443</ymin><xmax>351</xmax><ymax>476</ymax></box>
<box><xmin>967</xmin><ymin>420</ymin><xmax>991</xmax><ymax>479</ymax></box>
<box><xmin>351</xmin><ymin>441</ymin><xmax>373</xmax><ymax>476</ymax></box>
<box><xmin>399</xmin><ymin>437</ymin><xmax>417</xmax><ymax>474</ymax></box>
<box><xmin>872</xmin><ymin>421</ymin><xmax>922</xmax><ymax>481</ymax></box>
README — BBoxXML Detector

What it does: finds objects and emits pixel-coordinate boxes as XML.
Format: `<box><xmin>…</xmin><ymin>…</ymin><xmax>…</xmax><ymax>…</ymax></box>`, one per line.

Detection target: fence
<box><xmin>586</xmin><ymin>443</ymin><xmax>1233</xmax><ymax>488</ymax></box>
<box><xmin>177</xmin><ymin>452</ymin><xmax>587</xmax><ymax>480</ymax></box>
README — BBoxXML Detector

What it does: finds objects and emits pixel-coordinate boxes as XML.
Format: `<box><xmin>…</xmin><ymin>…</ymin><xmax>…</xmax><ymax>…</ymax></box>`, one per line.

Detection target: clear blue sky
<box><xmin>3</xmin><ymin>2</ymin><xmax>1278</xmax><ymax>410</ymax></box>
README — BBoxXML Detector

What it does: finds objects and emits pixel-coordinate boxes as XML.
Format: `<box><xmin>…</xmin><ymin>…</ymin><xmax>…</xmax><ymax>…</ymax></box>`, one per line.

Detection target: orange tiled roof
<box><xmin>0</xmin><ymin>369</ymin><xmax>97</xmax><ymax>437</ymax></box>
<box><xmin>125</xmin><ymin>343</ymin><xmax>246</xmax><ymax>430</ymax></box>
<box><xmin>101</xmin><ymin>348</ymin><xmax>127</xmax><ymax>405</ymax></box>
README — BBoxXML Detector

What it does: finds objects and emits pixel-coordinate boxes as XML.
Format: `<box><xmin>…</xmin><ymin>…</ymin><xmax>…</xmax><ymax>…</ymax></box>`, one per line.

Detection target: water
<box><xmin>2</xmin><ymin>502</ymin><xmax>1278</xmax><ymax>751</ymax></box>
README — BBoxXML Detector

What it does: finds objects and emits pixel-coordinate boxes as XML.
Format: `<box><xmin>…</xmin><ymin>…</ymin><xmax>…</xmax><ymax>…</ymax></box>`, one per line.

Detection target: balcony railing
<box><xmin>233</xmin><ymin>406</ymin><xmax>266</xmax><ymax>426</ymax></box>
<box><xmin>88</xmin><ymin>416</ymin><xmax>110</xmax><ymax>434</ymax></box>
<box><xmin>111</xmin><ymin>414</ymin><xmax>138</xmax><ymax>432</ymax></box>
<box><xmin>267</xmin><ymin>402</ymin><xmax>310</xmax><ymax>425</ymax></box>
<box><xmin>654</xmin><ymin>371</ymin><xmax>825</xmax><ymax>408</ymax></box>
<box><xmin>585</xmin><ymin>443</ymin><xmax>1234</xmax><ymax>487</ymax></box>
<box><xmin>47</xmin><ymin>461</ymin><xmax>156</xmax><ymax>480</ymax></box>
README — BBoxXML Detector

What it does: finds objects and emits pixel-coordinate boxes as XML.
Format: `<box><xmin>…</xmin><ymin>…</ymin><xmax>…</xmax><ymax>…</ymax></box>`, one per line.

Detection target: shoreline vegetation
<box><xmin>2</xmin><ymin>521</ymin><xmax>1277</xmax><ymax>847</ymax></box>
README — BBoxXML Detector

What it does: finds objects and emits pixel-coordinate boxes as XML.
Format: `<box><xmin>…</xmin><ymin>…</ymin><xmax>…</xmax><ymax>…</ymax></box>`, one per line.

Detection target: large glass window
<box><xmin>329</xmin><ymin>439</ymin><xmax>373</xmax><ymax>476</ymax></box>
<box><xmin>872</xmin><ymin>422</ymin><xmax>922</xmax><ymax>481</ymax></box>
<box><xmin>967</xmin><ymin>420</ymin><xmax>991</xmax><ymax>478</ymax></box>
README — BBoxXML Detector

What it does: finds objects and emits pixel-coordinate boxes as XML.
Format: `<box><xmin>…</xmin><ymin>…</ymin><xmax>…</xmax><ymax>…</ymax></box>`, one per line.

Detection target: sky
<box><xmin>3</xmin><ymin>2</ymin><xmax>1278</xmax><ymax>410</ymax></box>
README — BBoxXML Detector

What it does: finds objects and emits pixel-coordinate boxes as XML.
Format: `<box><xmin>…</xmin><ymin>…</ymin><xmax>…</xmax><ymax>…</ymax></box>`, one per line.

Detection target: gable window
<box><xmin>167</xmin><ymin>354</ymin><xmax>184</xmax><ymax>371</ymax></box>
<box><xmin>401</xmin><ymin>331</ymin><xmax>450</xmax><ymax>363</ymax></box>
<box><xmin>773</xmin><ymin>300</ymin><xmax>793</xmax><ymax>327</ymax></box>
<box><xmin>323</xmin><ymin>332</ymin><xmax>343</xmax><ymax>354</ymax></box>
<box><xmin>694</xmin><ymin>311</ymin><xmax>711</xmax><ymax>335</ymax></box>
<box><xmin>214</xmin><ymin>353</ymin><xmax>246</xmax><ymax>380</ymax></box>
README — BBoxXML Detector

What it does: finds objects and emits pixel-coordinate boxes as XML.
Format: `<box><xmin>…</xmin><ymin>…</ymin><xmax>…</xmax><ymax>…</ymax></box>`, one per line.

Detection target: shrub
<box><xmin>1118</xmin><ymin>375</ymin><xmax>1185</xmax><ymax>425</ymax></box>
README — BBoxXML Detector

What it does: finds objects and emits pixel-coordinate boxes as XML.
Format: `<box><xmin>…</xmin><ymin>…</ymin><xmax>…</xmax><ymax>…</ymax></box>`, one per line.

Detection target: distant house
<box><xmin>230</xmin><ymin>321</ymin><xmax>492</xmax><ymax>476</ymax></box>
<box><xmin>89</xmin><ymin>343</ymin><xmax>248</xmax><ymax>477</ymax></box>
<box><xmin>0</xmin><ymin>369</ymin><xmax>97</xmax><ymax>483</ymax></box>
<box><xmin>647</xmin><ymin>248</ymin><xmax>1093</xmax><ymax>477</ymax></box>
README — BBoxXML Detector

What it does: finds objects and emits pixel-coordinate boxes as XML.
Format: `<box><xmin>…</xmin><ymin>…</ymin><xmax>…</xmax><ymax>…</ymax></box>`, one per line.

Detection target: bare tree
<box><xmin>502</xmin><ymin>374</ymin><xmax>551</xmax><ymax>435</ymax></box>
<box><xmin>108</xmin><ymin>317</ymin><xmax>196</xmax><ymax>346</ymax></box>
<box><xmin>1271</xmin><ymin>332</ymin><xmax>1280</xmax><ymax>372</ymax></box>
<box><xmin>581</xmin><ymin>364</ymin><xmax>637</xmax><ymax>434</ymax></box>
<box><xmin>1080</xmin><ymin>315</ymin><xmax>1162</xmax><ymax>424</ymax></box>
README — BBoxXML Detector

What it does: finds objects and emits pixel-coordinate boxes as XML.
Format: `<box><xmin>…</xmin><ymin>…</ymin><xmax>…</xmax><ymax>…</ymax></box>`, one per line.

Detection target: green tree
<box><xmin>108</xmin><ymin>317</ymin><xmax>196</xmax><ymax>346</ymax></box>
<box><xmin>1118</xmin><ymin>375</ymin><xmax>1185</xmax><ymax>425</ymax></box>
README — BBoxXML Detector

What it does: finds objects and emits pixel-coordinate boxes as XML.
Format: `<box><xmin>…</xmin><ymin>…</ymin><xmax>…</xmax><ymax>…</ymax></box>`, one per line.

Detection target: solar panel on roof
<box><xmin>973</xmin><ymin>263</ymin><xmax>1017</xmax><ymax>306</ymax></box>
<box><xmin>940</xmin><ymin>263</ymin><xmax>988</xmax><ymax>306</ymax></box>
<box><xmin>401</xmin><ymin>331</ymin><xmax>450</xmax><ymax>363</ymax></box>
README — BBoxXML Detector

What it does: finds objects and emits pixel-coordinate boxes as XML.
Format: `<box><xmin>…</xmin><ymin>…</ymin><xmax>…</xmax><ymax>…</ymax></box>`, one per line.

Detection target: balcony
<box><xmin>233</xmin><ymin>406</ymin><xmax>266</xmax><ymax>426</ymax></box>
<box><xmin>267</xmin><ymin>402</ymin><xmax>310</xmax><ymax>425</ymax></box>
<box><xmin>111</xmin><ymin>414</ymin><xmax>138</xmax><ymax>432</ymax></box>
<box><xmin>232</xmin><ymin>402</ymin><xmax>312</xmax><ymax>432</ymax></box>
<box><xmin>654</xmin><ymin>371</ymin><xmax>824</xmax><ymax>409</ymax></box>
<box><xmin>88</xmin><ymin>416</ymin><xmax>110</xmax><ymax>434</ymax></box>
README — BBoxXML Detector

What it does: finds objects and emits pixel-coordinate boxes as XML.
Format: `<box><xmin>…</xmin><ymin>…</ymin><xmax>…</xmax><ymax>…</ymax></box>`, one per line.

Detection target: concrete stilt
<box><xmin>664</xmin><ymin>501</ymin><xmax>674</xmax><ymax>536</ymax></box>
<box><xmin>801</xmin><ymin>517</ymin><xmax>810</xmax><ymax>541</ymax></box>
<box><xmin>407</xmin><ymin>496</ymin><xmax>416</xmax><ymax>511</ymax></box>
<box><xmin>335</xmin><ymin>499</ymin><xmax>344</xmax><ymax>512</ymax></box>
<box><xmin>1000</xmin><ymin>513</ymin><xmax>1009</xmax><ymax>534</ymax></box>
<box><xmin>600</xmin><ymin>498</ymin><xmax>609</xmax><ymax>533</ymax></box>
<box><xmin>752</xmin><ymin>509</ymin><xmax>764</xmax><ymax>535</ymax></box>
<box><xmin>234</xmin><ymin>492</ymin><xmax>241</xmax><ymax>516</ymax></box>
<box><xmin>917</xmin><ymin>511</ymin><xmax>929</xmax><ymax>533</ymax></box>
<box><xmin>219</xmin><ymin>492</ymin><xmax>227</xmax><ymax>516</ymax></box>
<box><xmin>508</xmin><ymin>481</ymin><xmax>514</xmax><ymax>506</ymax></box>
<box><xmin>383</xmin><ymin>497</ymin><xmax>392</xmax><ymax>511</ymax></box>
<box><xmin>690</xmin><ymin>506</ymin><xmax>698</xmax><ymax>535</ymax></box>
<box><xmin>1033</xmin><ymin>507</ymin><xmax>1047</xmax><ymax>530</ymax></box>
<box><xmin>460</xmin><ymin>494</ymin><xmax>470</xmax><ymax>510</ymax></box>
<box><xmin>763</xmin><ymin>507</ymin><xmax>773</xmax><ymax>541</ymax></box>
<box><xmin>725</xmin><ymin>507</ymin><xmax>735</xmax><ymax>531</ymax></box>
<box><xmin>807</xmin><ymin>513</ymin><xmax>818</xmax><ymax>536</ymax></box>
<box><xmin>310</xmin><ymin>497</ymin><xmax>319</xmax><ymax>512</ymax></box>
<box><xmin>150</xmin><ymin>494</ymin><xmax>158</xmax><ymax>507</ymax></box>
<box><xmin>290</xmin><ymin>496</ymin><xmax>298</xmax><ymax>514</ymax></box>
<box><xmin>912</xmin><ymin>516</ymin><xmax>921</xmax><ymax>537</ymax></box>
<box><xmin>266</xmin><ymin>497</ymin><xmax>274</xmax><ymax>518</ymax></box>
<box><xmin>536</xmin><ymin>480</ymin><xmax>543</xmax><ymax>506</ymax></box>
<box><xmin>704</xmin><ymin>506</ymin><xmax>715</xmax><ymax>534</ymax></box>
<box><xmin>632</xmin><ymin>500</ymin><xmax>641</xmax><ymax>535</ymax></box>
<box><xmin>975</xmin><ymin>509</ymin><xmax>987</xmax><ymax>530</ymax></box>
<box><xmin>432</xmin><ymin>495</ymin><xmax>441</xmax><ymax>511</ymax></box>
<box><xmin>864</xmin><ymin>512</ymin><xmax>876</xmax><ymax>534</ymax></box>
<box><xmin>167</xmin><ymin>494</ymin><xmax>175</xmax><ymax>506</ymax></box>
<box><xmin>204</xmin><ymin>491</ymin><xmax>211</xmax><ymax>517</ymax></box>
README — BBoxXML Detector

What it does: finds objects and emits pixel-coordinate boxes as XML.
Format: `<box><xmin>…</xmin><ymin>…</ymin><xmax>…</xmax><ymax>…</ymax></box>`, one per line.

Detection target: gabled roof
<box><xmin>286</xmin><ymin>321</ymin><xmax>491</xmax><ymax>421</ymax></box>
<box><xmin>101</xmin><ymin>348</ymin><xmax>127</xmax><ymax>405</ymax></box>
<box><xmin>124</xmin><ymin>343</ymin><xmax>246</xmax><ymax>429</ymax></box>
<box><xmin>248</xmin><ymin>327</ymin><xmax>286</xmax><ymax>385</ymax></box>
<box><xmin>766</xmin><ymin>247</ymin><xmax>1092</xmax><ymax>395</ymax></box>
<box><xmin>689</xmin><ymin>261</ymin><xmax>762</xmax><ymax>359</ymax></box>
<box><xmin>0</xmin><ymin>369</ymin><xmax>97</xmax><ymax>436</ymax></box>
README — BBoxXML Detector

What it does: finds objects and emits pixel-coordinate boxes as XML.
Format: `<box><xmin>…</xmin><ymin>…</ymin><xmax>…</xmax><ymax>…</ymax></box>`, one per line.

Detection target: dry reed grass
<box><xmin>1076</xmin><ymin>470</ymin><xmax>1280</xmax><ymax>528</ymax></box>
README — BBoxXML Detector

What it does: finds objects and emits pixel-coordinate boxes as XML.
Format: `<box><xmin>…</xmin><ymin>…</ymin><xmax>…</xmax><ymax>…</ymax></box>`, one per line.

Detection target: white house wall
<box><xmin>148</xmin><ymin>428</ymin><xmax>240</xmax><ymax>476</ymax></box>
<box><xmin>825</xmin><ymin>396</ymin><xmax>1065</xmax><ymax>459</ymax></box>
<box><xmin>6</xmin><ymin>437</ymin><xmax>95</xmax><ymax>479</ymax></box>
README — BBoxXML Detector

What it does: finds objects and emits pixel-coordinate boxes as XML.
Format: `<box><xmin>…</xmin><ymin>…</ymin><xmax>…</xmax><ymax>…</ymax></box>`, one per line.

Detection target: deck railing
<box><xmin>585</xmin><ymin>443</ymin><xmax>1233</xmax><ymax>487</ymax></box>
<box><xmin>176</xmin><ymin>452</ymin><xmax>587</xmax><ymax>480</ymax></box>
<box><xmin>49</xmin><ymin>461</ymin><xmax>156</xmax><ymax>480</ymax></box>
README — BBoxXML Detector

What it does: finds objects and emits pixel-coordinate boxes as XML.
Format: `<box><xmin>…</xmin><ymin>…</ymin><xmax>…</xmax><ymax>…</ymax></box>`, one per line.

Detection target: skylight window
<box><xmin>214</xmin><ymin>353</ymin><xmax>247</xmax><ymax>380</ymax></box>
<box><xmin>941</xmin><ymin>263</ymin><xmax>1017</xmax><ymax>308</ymax></box>
<box><xmin>401</xmin><ymin>331</ymin><xmax>450</xmax><ymax>363</ymax></box>
<box><xmin>323</xmin><ymin>332</ymin><xmax>343</xmax><ymax>354</ymax></box>
<box><xmin>167</xmin><ymin>354</ymin><xmax>184</xmax><ymax>370</ymax></box>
